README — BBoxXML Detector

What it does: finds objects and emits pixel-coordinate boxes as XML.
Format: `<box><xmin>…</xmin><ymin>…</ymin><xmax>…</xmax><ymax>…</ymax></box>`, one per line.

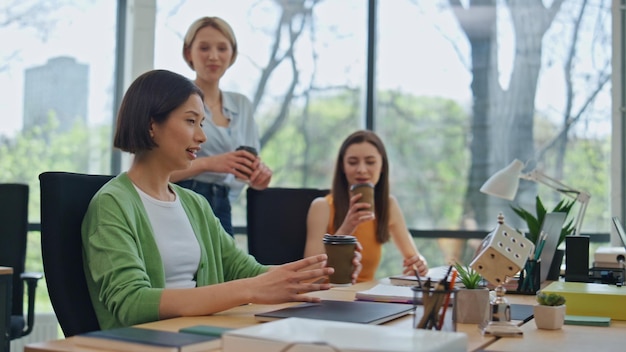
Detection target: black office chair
<box><xmin>39</xmin><ymin>172</ymin><xmax>114</xmax><ymax>337</ymax></box>
<box><xmin>246</xmin><ymin>187</ymin><xmax>329</xmax><ymax>265</ymax></box>
<box><xmin>0</xmin><ymin>183</ymin><xmax>43</xmax><ymax>341</ymax></box>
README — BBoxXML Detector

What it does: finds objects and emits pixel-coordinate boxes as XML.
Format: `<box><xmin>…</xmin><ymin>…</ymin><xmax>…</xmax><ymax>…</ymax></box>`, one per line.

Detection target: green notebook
<box><xmin>179</xmin><ymin>325</ymin><xmax>233</xmax><ymax>337</ymax></box>
<box><xmin>564</xmin><ymin>315</ymin><xmax>611</xmax><ymax>327</ymax></box>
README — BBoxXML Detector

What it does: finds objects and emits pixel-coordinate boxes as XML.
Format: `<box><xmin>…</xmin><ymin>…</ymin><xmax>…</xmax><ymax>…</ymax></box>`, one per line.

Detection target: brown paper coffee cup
<box><xmin>323</xmin><ymin>234</ymin><xmax>357</xmax><ymax>285</ymax></box>
<box><xmin>350</xmin><ymin>183</ymin><xmax>375</xmax><ymax>211</ymax></box>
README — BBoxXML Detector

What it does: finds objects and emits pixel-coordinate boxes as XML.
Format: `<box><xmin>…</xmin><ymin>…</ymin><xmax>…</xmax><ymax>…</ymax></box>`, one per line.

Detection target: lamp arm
<box><xmin>523</xmin><ymin>169</ymin><xmax>591</xmax><ymax>235</ymax></box>
<box><xmin>522</xmin><ymin>170</ymin><xmax>577</xmax><ymax>197</ymax></box>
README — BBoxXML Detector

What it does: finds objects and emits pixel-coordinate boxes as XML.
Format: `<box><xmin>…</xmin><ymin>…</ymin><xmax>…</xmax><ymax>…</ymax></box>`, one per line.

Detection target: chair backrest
<box><xmin>0</xmin><ymin>184</ymin><xmax>28</xmax><ymax>318</ymax></box>
<box><xmin>39</xmin><ymin>172</ymin><xmax>114</xmax><ymax>337</ymax></box>
<box><xmin>246</xmin><ymin>187</ymin><xmax>329</xmax><ymax>265</ymax></box>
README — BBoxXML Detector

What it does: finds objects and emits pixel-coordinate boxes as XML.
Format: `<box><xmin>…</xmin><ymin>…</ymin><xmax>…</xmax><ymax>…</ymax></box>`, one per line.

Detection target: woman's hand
<box><xmin>335</xmin><ymin>193</ymin><xmax>375</xmax><ymax>235</ymax></box>
<box><xmin>249</xmin><ymin>161</ymin><xmax>272</xmax><ymax>189</ymax></box>
<box><xmin>402</xmin><ymin>254</ymin><xmax>428</xmax><ymax>277</ymax></box>
<box><xmin>250</xmin><ymin>254</ymin><xmax>334</xmax><ymax>304</ymax></box>
<box><xmin>351</xmin><ymin>242</ymin><xmax>364</xmax><ymax>284</ymax></box>
<box><xmin>201</xmin><ymin>150</ymin><xmax>255</xmax><ymax>179</ymax></box>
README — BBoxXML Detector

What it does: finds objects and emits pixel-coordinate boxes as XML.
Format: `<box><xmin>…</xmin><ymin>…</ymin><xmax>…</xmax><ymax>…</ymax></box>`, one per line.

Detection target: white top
<box><xmin>134</xmin><ymin>185</ymin><xmax>201</xmax><ymax>288</ymax></box>
<box><xmin>193</xmin><ymin>90</ymin><xmax>260</xmax><ymax>202</ymax></box>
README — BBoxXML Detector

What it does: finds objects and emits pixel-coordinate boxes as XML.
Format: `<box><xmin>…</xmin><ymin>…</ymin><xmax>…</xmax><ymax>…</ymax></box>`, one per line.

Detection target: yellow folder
<box><xmin>542</xmin><ymin>282</ymin><xmax>626</xmax><ymax>320</ymax></box>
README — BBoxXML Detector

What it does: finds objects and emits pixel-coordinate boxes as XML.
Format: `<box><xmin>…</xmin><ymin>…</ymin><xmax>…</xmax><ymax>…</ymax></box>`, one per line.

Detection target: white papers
<box><xmin>222</xmin><ymin>317</ymin><xmax>467</xmax><ymax>352</ymax></box>
<box><xmin>355</xmin><ymin>284</ymin><xmax>416</xmax><ymax>304</ymax></box>
<box><xmin>389</xmin><ymin>266</ymin><xmax>462</xmax><ymax>287</ymax></box>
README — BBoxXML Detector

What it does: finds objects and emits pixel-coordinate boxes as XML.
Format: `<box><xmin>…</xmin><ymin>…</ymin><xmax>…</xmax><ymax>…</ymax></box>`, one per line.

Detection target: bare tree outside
<box><xmin>433</xmin><ymin>0</ymin><xmax>612</xmax><ymax>263</ymax></box>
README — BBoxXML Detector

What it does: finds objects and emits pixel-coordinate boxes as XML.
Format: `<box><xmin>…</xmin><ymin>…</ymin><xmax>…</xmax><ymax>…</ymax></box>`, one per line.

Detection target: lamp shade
<box><xmin>480</xmin><ymin>159</ymin><xmax>525</xmax><ymax>200</ymax></box>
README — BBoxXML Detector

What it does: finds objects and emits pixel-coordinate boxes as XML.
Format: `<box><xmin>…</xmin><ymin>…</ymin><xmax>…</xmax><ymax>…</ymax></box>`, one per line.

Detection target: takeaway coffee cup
<box><xmin>236</xmin><ymin>145</ymin><xmax>258</xmax><ymax>156</ymax></box>
<box><xmin>323</xmin><ymin>234</ymin><xmax>357</xmax><ymax>286</ymax></box>
<box><xmin>350</xmin><ymin>183</ymin><xmax>375</xmax><ymax>212</ymax></box>
<box><xmin>235</xmin><ymin>145</ymin><xmax>258</xmax><ymax>177</ymax></box>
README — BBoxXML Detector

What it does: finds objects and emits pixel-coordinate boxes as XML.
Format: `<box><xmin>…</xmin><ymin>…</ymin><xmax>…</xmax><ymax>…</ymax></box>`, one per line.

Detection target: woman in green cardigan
<box><xmin>81</xmin><ymin>69</ymin><xmax>333</xmax><ymax>330</ymax></box>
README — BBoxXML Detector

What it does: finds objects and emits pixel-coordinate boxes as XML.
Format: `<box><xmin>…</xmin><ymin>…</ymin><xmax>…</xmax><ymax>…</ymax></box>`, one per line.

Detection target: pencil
<box><xmin>437</xmin><ymin>268</ymin><xmax>458</xmax><ymax>330</ymax></box>
<box><xmin>535</xmin><ymin>236</ymin><xmax>547</xmax><ymax>260</ymax></box>
<box><xmin>429</xmin><ymin>281</ymin><xmax>447</xmax><ymax>329</ymax></box>
<box><xmin>416</xmin><ymin>279</ymin><xmax>432</xmax><ymax>329</ymax></box>
<box><xmin>412</xmin><ymin>264</ymin><xmax>423</xmax><ymax>288</ymax></box>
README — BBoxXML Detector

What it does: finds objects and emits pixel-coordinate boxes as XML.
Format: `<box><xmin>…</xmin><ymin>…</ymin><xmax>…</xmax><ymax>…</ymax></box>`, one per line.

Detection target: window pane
<box><xmin>0</xmin><ymin>0</ymin><xmax>117</xmax><ymax>313</ymax></box>
<box><xmin>154</xmin><ymin>0</ymin><xmax>367</xmax><ymax>227</ymax></box>
<box><xmin>377</xmin><ymin>1</ymin><xmax>612</xmax><ymax>266</ymax></box>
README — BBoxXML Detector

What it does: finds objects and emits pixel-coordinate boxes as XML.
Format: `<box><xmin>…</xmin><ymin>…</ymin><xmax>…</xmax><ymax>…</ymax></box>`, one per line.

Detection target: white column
<box><xmin>120</xmin><ymin>0</ymin><xmax>156</xmax><ymax>171</ymax></box>
<box><xmin>611</xmin><ymin>0</ymin><xmax>625</xmax><ymax>245</ymax></box>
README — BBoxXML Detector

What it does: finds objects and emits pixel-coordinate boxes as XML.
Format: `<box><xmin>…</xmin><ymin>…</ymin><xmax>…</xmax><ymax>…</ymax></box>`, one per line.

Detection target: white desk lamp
<box><xmin>480</xmin><ymin>159</ymin><xmax>591</xmax><ymax>236</ymax></box>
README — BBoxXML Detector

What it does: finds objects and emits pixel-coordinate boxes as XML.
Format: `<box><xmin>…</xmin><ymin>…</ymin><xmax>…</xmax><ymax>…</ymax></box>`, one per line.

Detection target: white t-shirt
<box><xmin>134</xmin><ymin>185</ymin><xmax>201</xmax><ymax>288</ymax></box>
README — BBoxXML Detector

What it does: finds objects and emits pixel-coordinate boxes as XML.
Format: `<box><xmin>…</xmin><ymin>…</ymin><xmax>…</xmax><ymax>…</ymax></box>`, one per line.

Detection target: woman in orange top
<box><xmin>305</xmin><ymin>130</ymin><xmax>428</xmax><ymax>282</ymax></box>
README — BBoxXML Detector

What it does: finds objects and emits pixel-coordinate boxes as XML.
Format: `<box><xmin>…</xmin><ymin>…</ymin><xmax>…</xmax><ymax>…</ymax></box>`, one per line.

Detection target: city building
<box><xmin>23</xmin><ymin>56</ymin><xmax>88</xmax><ymax>133</ymax></box>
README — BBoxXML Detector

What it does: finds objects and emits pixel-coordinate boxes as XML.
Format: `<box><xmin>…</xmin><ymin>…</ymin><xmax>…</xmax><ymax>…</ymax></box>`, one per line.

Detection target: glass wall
<box><xmin>0</xmin><ymin>0</ymin><xmax>117</xmax><ymax>312</ymax></box>
<box><xmin>375</xmin><ymin>1</ymin><xmax>613</xmax><ymax>267</ymax></box>
<box><xmin>152</xmin><ymin>0</ymin><xmax>613</xmax><ymax>269</ymax></box>
<box><xmin>153</xmin><ymin>0</ymin><xmax>368</xmax><ymax>228</ymax></box>
<box><xmin>0</xmin><ymin>0</ymin><xmax>618</xmax><ymax>314</ymax></box>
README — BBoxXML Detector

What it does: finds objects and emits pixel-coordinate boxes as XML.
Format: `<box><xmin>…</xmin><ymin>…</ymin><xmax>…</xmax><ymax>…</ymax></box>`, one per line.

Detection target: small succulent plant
<box><xmin>536</xmin><ymin>292</ymin><xmax>566</xmax><ymax>306</ymax></box>
<box><xmin>453</xmin><ymin>262</ymin><xmax>483</xmax><ymax>289</ymax></box>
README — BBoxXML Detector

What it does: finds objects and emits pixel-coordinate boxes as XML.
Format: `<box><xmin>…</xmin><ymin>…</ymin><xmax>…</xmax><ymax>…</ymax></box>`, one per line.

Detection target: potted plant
<box><xmin>511</xmin><ymin>195</ymin><xmax>576</xmax><ymax>280</ymax></box>
<box><xmin>453</xmin><ymin>262</ymin><xmax>490</xmax><ymax>324</ymax></box>
<box><xmin>533</xmin><ymin>292</ymin><xmax>566</xmax><ymax>329</ymax></box>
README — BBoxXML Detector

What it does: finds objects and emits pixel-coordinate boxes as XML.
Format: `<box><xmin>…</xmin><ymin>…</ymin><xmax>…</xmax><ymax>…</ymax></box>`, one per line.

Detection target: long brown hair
<box><xmin>331</xmin><ymin>130</ymin><xmax>390</xmax><ymax>243</ymax></box>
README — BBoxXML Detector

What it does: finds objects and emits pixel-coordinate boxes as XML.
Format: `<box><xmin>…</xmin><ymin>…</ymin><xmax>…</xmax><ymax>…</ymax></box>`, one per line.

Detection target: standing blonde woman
<box><xmin>171</xmin><ymin>17</ymin><xmax>272</xmax><ymax>236</ymax></box>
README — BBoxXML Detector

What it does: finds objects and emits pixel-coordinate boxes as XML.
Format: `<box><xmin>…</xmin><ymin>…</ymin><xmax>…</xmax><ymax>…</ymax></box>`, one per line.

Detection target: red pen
<box><xmin>438</xmin><ymin>267</ymin><xmax>458</xmax><ymax>330</ymax></box>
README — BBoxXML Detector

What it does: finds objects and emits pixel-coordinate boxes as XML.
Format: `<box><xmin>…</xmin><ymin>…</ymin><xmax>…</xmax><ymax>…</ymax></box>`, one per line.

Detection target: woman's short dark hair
<box><xmin>113</xmin><ymin>69</ymin><xmax>203</xmax><ymax>153</ymax></box>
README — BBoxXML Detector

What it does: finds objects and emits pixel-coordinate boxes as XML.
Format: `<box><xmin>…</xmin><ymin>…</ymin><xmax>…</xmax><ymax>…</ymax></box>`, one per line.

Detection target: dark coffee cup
<box><xmin>235</xmin><ymin>146</ymin><xmax>258</xmax><ymax>177</ymax></box>
<box><xmin>236</xmin><ymin>145</ymin><xmax>258</xmax><ymax>156</ymax></box>
<box><xmin>323</xmin><ymin>234</ymin><xmax>357</xmax><ymax>286</ymax></box>
<box><xmin>350</xmin><ymin>183</ymin><xmax>375</xmax><ymax>212</ymax></box>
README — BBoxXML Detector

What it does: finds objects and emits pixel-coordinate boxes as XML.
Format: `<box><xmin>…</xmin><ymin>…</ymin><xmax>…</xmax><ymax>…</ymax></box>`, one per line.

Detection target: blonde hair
<box><xmin>182</xmin><ymin>16</ymin><xmax>238</xmax><ymax>70</ymax></box>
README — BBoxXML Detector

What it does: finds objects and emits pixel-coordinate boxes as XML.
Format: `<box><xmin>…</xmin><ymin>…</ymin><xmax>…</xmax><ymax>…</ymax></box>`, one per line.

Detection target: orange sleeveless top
<box><xmin>325</xmin><ymin>195</ymin><xmax>381</xmax><ymax>282</ymax></box>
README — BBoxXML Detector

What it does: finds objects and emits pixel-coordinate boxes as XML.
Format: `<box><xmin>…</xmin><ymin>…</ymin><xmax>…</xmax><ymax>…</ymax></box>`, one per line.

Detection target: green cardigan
<box><xmin>81</xmin><ymin>173</ymin><xmax>268</xmax><ymax>329</ymax></box>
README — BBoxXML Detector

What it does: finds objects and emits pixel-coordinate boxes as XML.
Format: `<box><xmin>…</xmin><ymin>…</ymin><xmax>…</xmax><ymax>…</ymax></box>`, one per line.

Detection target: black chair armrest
<box><xmin>19</xmin><ymin>271</ymin><xmax>43</xmax><ymax>337</ymax></box>
<box><xmin>21</xmin><ymin>272</ymin><xmax>44</xmax><ymax>282</ymax></box>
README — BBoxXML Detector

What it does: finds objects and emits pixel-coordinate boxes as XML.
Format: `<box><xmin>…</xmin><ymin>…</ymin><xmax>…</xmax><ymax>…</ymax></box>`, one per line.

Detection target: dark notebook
<box><xmin>255</xmin><ymin>299</ymin><xmax>413</xmax><ymax>325</ymax></box>
<box><xmin>510</xmin><ymin>303</ymin><xmax>534</xmax><ymax>323</ymax></box>
<box><xmin>73</xmin><ymin>326</ymin><xmax>221</xmax><ymax>352</ymax></box>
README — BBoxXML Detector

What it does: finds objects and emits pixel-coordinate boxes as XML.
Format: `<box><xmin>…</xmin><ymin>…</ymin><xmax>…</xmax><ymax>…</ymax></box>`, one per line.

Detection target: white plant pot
<box><xmin>533</xmin><ymin>304</ymin><xmax>566</xmax><ymax>330</ymax></box>
<box><xmin>454</xmin><ymin>288</ymin><xmax>490</xmax><ymax>324</ymax></box>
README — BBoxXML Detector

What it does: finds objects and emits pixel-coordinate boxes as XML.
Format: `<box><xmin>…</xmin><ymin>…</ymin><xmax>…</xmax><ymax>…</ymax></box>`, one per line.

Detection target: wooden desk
<box><xmin>1</xmin><ymin>267</ymin><xmax>13</xmax><ymax>352</ymax></box>
<box><xmin>27</xmin><ymin>281</ymin><xmax>619</xmax><ymax>352</ymax></box>
<box><xmin>137</xmin><ymin>282</ymin><xmax>496</xmax><ymax>352</ymax></box>
<box><xmin>25</xmin><ymin>281</ymin><xmax>496</xmax><ymax>352</ymax></box>
<box><xmin>484</xmin><ymin>316</ymin><xmax>626</xmax><ymax>351</ymax></box>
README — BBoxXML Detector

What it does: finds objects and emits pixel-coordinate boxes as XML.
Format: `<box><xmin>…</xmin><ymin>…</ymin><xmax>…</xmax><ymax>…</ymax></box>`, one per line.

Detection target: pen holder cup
<box><xmin>411</xmin><ymin>286</ymin><xmax>457</xmax><ymax>332</ymax></box>
<box><xmin>517</xmin><ymin>259</ymin><xmax>541</xmax><ymax>294</ymax></box>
